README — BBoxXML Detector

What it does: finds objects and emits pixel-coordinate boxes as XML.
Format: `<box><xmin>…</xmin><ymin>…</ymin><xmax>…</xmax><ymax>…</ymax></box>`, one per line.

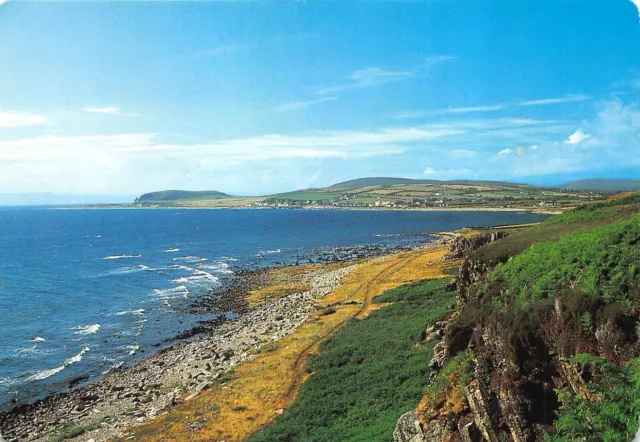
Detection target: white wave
<box><xmin>167</xmin><ymin>264</ymin><xmax>195</xmax><ymax>272</ymax></box>
<box><xmin>164</xmin><ymin>248</ymin><xmax>180</xmax><ymax>253</ymax></box>
<box><xmin>0</xmin><ymin>376</ymin><xmax>20</xmax><ymax>387</ymax></box>
<box><xmin>31</xmin><ymin>336</ymin><xmax>46</xmax><ymax>342</ymax></box>
<box><xmin>127</xmin><ymin>343</ymin><xmax>139</xmax><ymax>355</ymax></box>
<box><xmin>65</xmin><ymin>345</ymin><xmax>89</xmax><ymax>365</ymax></box>
<box><xmin>257</xmin><ymin>249</ymin><xmax>281</xmax><ymax>256</ymax></box>
<box><xmin>106</xmin><ymin>264</ymin><xmax>153</xmax><ymax>276</ymax></box>
<box><xmin>95</xmin><ymin>235</ymin><xmax>103</xmax><ymax>238</ymax></box>
<box><xmin>115</xmin><ymin>308</ymin><xmax>145</xmax><ymax>316</ymax></box>
<box><xmin>172</xmin><ymin>269</ymin><xmax>219</xmax><ymax>286</ymax></box>
<box><xmin>198</xmin><ymin>262</ymin><xmax>234</xmax><ymax>275</ymax></box>
<box><xmin>102</xmin><ymin>254</ymin><xmax>142</xmax><ymax>260</ymax></box>
<box><xmin>15</xmin><ymin>344</ymin><xmax>49</xmax><ymax>357</ymax></box>
<box><xmin>152</xmin><ymin>285</ymin><xmax>190</xmax><ymax>298</ymax></box>
<box><xmin>172</xmin><ymin>256</ymin><xmax>208</xmax><ymax>263</ymax></box>
<box><xmin>102</xmin><ymin>361</ymin><xmax>124</xmax><ymax>375</ymax></box>
<box><xmin>72</xmin><ymin>324</ymin><xmax>101</xmax><ymax>335</ymax></box>
<box><xmin>220</xmin><ymin>256</ymin><xmax>238</xmax><ymax>262</ymax></box>
<box><xmin>26</xmin><ymin>365</ymin><xmax>65</xmax><ymax>381</ymax></box>
<box><xmin>25</xmin><ymin>345</ymin><xmax>89</xmax><ymax>381</ymax></box>
<box><xmin>375</xmin><ymin>233</ymin><xmax>400</xmax><ymax>237</ymax></box>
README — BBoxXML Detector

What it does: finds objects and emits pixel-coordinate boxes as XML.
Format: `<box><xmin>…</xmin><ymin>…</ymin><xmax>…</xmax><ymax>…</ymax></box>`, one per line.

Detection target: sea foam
<box><xmin>102</xmin><ymin>254</ymin><xmax>142</xmax><ymax>260</ymax></box>
<box><xmin>172</xmin><ymin>256</ymin><xmax>208</xmax><ymax>263</ymax></box>
<box><xmin>72</xmin><ymin>324</ymin><xmax>101</xmax><ymax>335</ymax></box>
<box><xmin>26</xmin><ymin>345</ymin><xmax>89</xmax><ymax>381</ymax></box>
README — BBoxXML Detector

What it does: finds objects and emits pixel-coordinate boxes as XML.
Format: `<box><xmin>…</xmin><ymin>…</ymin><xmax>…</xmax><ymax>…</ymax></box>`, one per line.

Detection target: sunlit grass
<box><xmin>127</xmin><ymin>246</ymin><xmax>456</xmax><ymax>442</ymax></box>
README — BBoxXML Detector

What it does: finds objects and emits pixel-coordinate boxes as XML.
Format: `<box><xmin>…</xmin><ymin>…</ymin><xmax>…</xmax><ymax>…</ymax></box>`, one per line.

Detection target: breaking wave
<box><xmin>172</xmin><ymin>256</ymin><xmax>208</xmax><ymax>263</ymax></box>
<box><xmin>72</xmin><ymin>324</ymin><xmax>101</xmax><ymax>335</ymax></box>
<box><xmin>102</xmin><ymin>254</ymin><xmax>142</xmax><ymax>260</ymax></box>
<box><xmin>25</xmin><ymin>345</ymin><xmax>89</xmax><ymax>381</ymax></box>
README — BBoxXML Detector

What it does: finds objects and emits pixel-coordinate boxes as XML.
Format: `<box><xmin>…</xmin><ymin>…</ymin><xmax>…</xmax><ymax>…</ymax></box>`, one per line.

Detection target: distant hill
<box><xmin>558</xmin><ymin>179</ymin><xmax>640</xmax><ymax>192</ymax></box>
<box><xmin>326</xmin><ymin>177</ymin><xmax>530</xmax><ymax>190</ymax></box>
<box><xmin>136</xmin><ymin>190</ymin><xmax>230</xmax><ymax>202</ymax></box>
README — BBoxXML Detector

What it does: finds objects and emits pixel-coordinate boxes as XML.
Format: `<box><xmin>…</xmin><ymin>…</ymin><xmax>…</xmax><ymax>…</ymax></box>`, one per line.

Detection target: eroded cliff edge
<box><xmin>395</xmin><ymin>193</ymin><xmax>640</xmax><ymax>442</ymax></box>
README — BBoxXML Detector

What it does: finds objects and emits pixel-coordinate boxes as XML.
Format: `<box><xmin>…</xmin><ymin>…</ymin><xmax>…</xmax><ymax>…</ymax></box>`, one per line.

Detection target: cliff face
<box><xmin>394</xmin><ymin>219</ymin><xmax>639</xmax><ymax>442</ymax></box>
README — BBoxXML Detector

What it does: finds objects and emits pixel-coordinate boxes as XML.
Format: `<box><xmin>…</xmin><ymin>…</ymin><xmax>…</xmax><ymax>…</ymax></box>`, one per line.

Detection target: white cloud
<box><xmin>630</xmin><ymin>0</ymin><xmax>640</xmax><ymax>21</ymax></box>
<box><xmin>0</xmin><ymin>111</ymin><xmax>50</xmax><ymax>128</ymax></box>
<box><xmin>564</xmin><ymin>129</ymin><xmax>591</xmax><ymax>145</ymax></box>
<box><xmin>518</xmin><ymin>94</ymin><xmax>591</xmax><ymax>106</ymax></box>
<box><xmin>0</xmin><ymin>112</ymin><xmax>621</xmax><ymax>194</ymax></box>
<box><xmin>497</xmin><ymin>145</ymin><xmax>539</xmax><ymax>158</ymax></box>
<box><xmin>423</xmin><ymin>166</ymin><xmax>473</xmax><ymax>179</ymax></box>
<box><xmin>83</xmin><ymin>106</ymin><xmax>132</xmax><ymax>116</ymax></box>
<box><xmin>276</xmin><ymin>96</ymin><xmax>338</xmax><ymax>112</ymax></box>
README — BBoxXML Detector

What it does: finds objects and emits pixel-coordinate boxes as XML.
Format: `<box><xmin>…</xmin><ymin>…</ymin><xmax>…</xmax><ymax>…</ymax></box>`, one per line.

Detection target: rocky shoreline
<box><xmin>0</xmin><ymin>258</ymin><xmax>360</xmax><ymax>442</ymax></box>
<box><xmin>0</xmin><ymin>235</ymin><xmax>453</xmax><ymax>442</ymax></box>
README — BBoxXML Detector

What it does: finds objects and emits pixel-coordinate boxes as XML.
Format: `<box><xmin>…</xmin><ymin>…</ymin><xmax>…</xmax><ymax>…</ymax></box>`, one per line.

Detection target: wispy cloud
<box><xmin>423</xmin><ymin>166</ymin><xmax>473</xmax><ymax>179</ymax></box>
<box><xmin>432</xmin><ymin>104</ymin><xmax>505</xmax><ymax>115</ymax></box>
<box><xmin>0</xmin><ymin>116</ymin><xmax>565</xmax><ymax>192</ymax></box>
<box><xmin>188</xmin><ymin>45</ymin><xmax>247</xmax><ymax>61</ymax></box>
<box><xmin>394</xmin><ymin>95</ymin><xmax>589</xmax><ymax>121</ymax></box>
<box><xmin>518</xmin><ymin>94</ymin><xmax>591</xmax><ymax>106</ymax></box>
<box><xmin>392</xmin><ymin>110</ymin><xmax>427</xmax><ymax>120</ymax></box>
<box><xmin>276</xmin><ymin>96</ymin><xmax>338</xmax><ymax>112</ymax></box>
<box><xmin>317</xmin><ymin>55</ymin><xmax>456</xmax><ymax>95</ymax></box>
<box><xmin>0</xmin><ymin>111</ymin><xmax>50</xmax><ymax>128</ymax></box>
<box><xmin>83</xmin><ymin>106</ymin><xmax>135</xmax><ymax>116</ymax></box>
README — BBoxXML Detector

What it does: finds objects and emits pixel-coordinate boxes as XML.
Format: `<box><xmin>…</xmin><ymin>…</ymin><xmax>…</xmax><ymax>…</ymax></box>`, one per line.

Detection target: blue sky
<box><xmin>0</xmin><ymin>0</ymin><xmax>639</xmax><ymax>197</ymax></box>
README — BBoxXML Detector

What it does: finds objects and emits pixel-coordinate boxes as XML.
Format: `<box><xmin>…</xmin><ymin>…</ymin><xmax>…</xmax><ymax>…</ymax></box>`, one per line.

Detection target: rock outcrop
<box><xmin>394</xmin><ymin>229</ymin><xmax>568</xmax><ymax>442</ymax></box>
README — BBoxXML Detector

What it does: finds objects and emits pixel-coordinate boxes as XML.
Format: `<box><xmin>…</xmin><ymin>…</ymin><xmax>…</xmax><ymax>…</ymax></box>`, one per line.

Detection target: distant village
<box><xmin>247</xmin><ymin>193</ymin><xmax>568</xmax><ymax>209</ymax></box>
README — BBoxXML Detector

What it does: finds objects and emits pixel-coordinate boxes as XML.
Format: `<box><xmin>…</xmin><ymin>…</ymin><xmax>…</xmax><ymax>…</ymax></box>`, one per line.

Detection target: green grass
<box><xmin>264</xmin><ymin>191</ymin><xmax>341</xmax><ymax>202</ymax></box>
<box><xmin>249</xmin><ymin>278</ymin><xmax>456</xmax><ymax>442</ymax></box>
<box><xmin>48</xmin><ymin>421</ymin><xmax>102</xmax><ymax>442</ymax></box>
<box><xmin>420</xmin><ymin>349</ymin><xmax>475</xmax><ymax>420</ymax></box>
<box><xmin>547</xmin><ymin>354</ymin><xmax>640</xmax><ymax>442</ymax></box>
<box><xmin>472</xmin><ymin>196</ymin><xmax>640</xmax><ymax>262</ymax></box>
<box><xmin>137</xmin><ymin>190</ymin><xmax>229</xmax><ymax>202</ymax></box>
<box><xmin>490</xmin><ymin>213</ymin><xmax>640</xmax><ymax>303</ymax></box>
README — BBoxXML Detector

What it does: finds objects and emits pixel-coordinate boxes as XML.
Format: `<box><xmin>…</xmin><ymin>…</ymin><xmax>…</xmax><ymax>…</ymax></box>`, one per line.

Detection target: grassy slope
<box><xmin>471</xmin><ymin>193</ymin><xmax>640</xmax><ymax>261</ymax></box>
<box><xmin>249</xmin><ymin>279</ymin><xmax>456</xmax><ymax>442</ymax></box>
<box><xmin>138</xmin><ymin>190</ymin><xmax>230</xmax><ymax>202</ymax></box>
<box><xmin>559</xmin><ymin>178</ymin><xmax>640</xmax><ymax>192</ymax></box>
<box><xmin>263</xmin><ymin>191</ymin><xmax>341</xmax><ymax>202</ymax></box>
<box><xmin>453</xmin><ymin>194</ymin><xmax>640</xmax><ymax>441</ymax></box>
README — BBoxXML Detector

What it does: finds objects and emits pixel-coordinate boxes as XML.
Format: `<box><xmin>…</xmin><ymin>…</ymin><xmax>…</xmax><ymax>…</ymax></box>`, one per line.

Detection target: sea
<box><xmin>0</xmin><ymin>208</ymin><xmax>550</xmax><ymax>410</ymax></box>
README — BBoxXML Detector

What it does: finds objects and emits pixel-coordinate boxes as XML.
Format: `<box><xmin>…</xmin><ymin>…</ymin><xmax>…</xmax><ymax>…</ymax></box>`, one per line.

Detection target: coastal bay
<box><xmin>0</xmin><ymin>209</ymin><xmax>550</xmax><ymax>441</ymax></box>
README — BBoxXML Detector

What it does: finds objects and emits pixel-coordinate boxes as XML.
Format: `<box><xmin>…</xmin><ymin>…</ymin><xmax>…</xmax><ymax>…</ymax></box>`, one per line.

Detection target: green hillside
<box><xmin>326</xmin><ymin>177</ymin><xmax>530</xmax><ymax>190</ymax></box>
<box><xmin>559</xmin><ymin>178</ymin><xmax>640</xmax><ymax>192</ymax></box>
<box><xmin>132</xmin><ymin>178</ymin><xmax>610</xmax><ymax>209</ymax></box>
<box><xmin>136</xmin><ymin>190</ymin><xmax>230</xmax><ymax>202</ymax></box>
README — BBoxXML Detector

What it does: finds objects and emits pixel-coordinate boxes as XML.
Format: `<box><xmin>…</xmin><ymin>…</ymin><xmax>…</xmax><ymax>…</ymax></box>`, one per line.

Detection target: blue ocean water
<box><xmin>0</xmin><ymin>208</ymin><xmax>550</xmax><ymax>409</ymax></box>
